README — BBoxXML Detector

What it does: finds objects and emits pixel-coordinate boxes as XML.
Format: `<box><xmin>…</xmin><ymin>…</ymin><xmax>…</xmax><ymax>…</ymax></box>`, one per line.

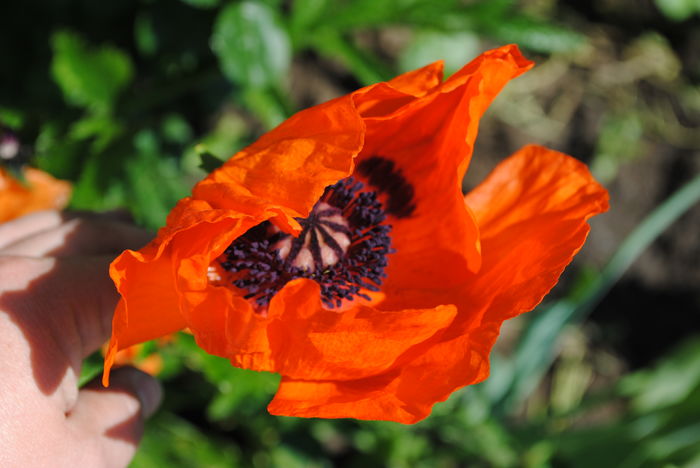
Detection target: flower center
<box><xmin>219</xmin><ymin>177</ymin><xmax>393</xmax><ymax>309</ymax></box>
<box><xmin>271</xmin><ymin>201</ymin><xmax>351</xmax><ymax>271</ymax></box>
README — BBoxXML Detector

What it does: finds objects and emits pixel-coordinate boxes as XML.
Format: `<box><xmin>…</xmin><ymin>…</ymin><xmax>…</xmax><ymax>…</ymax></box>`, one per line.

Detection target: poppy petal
<box><xmin>353</xmin><ymin>61</ymin><xmax>444</xmax><ymax>118</ymax></box>
<box><xmin>269</xmin><ymin>372</ymin><xmax>423</xmax><ymax>424</ymax></box>
<box><xmin>367</xmin><ymin>45</ymin><xmax>533</xmax><ymax>306</ymax></box>
<box><xmin>267</xmin><ymin>333</ymin><xmax>483</xmax><ymax>424</ymax></box>
<box><xmin>386</xmin><ymin>61</ymin><xmax>444</xmax><ymax>97</ymax></box>
<box><xmin>395</xmin><ymin>145</ymin><xmax>609</xmax><ymax>418</ymax></box>
<box><xmin>193</xmin><ymin>94</ymin><xmax>365</xmax><ymax>228</ymax></box>
<box><xmin>268</xmin><ymin>145</ymin><xmax>608</xmax><ymax>422</ymax></box>
<box><xmin>104</xmin><ymin>197</ymin><xmax>254</xmax><ymax>383</ymax></box>
<box><xmin>462</xmin><ymin>144</ymin><xmax>610</xmax><ymax>324</ymax></box>
<box><xmin>254</xmin><ymin>278</ymin><xmax>457</xmax><ymax>380</ymax></box>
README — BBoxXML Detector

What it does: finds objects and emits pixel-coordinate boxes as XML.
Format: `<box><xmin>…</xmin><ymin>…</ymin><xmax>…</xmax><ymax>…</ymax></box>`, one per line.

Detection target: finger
<box><xmin>0</xmin><ymin>210</ymin><xmax>65</xmax><ymax>249</ymax></box>
<box><xmin>0</xmin><ymin>217</ymin><xmax>151</xmax><ymax>257</ymax></box>
<box><xmin>44</xmin><ymin>256</ymin><xmax>121</xmax><ymax>358</ymax></box>
<box><xmin>0</xmin><ymin>255</ymin><xmax>122</xmax><ymax>407</ymax></box>
<box><xmin>68</xmin><ymin>367</ymin><xmax>162</xmax><ymax>468</ymax></box>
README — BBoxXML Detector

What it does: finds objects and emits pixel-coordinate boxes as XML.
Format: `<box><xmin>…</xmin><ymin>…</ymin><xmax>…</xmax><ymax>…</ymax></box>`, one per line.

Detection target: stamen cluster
<box><xmin>220</xmin><ymin>177</ymin><xmax>393</xmax><ymax>309</ymax></box>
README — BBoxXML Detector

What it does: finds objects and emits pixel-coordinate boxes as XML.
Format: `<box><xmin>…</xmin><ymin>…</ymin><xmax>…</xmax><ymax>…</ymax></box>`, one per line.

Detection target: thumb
<box><xmin>67</xmin><ymin>367</ymin><xmax>162</xmax><ymax>468</ymax></box>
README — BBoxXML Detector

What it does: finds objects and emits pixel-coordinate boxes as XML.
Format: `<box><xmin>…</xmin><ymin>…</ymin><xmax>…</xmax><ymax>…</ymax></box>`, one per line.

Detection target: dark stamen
<box><xmin>356</xmin><ymin>156</ymin><xmax>416</xmax><ymax>218</ymax></box>
<box><xmin>219</xmin><ymin>177</ymin><xmax>394</xmax><ymax>309</ymax></box>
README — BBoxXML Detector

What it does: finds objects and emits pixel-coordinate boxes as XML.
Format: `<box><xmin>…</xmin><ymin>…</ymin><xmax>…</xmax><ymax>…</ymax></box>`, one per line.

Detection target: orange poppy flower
<box><xmin>0</xmin><ymin>166</ymin><xmax>72</xmax><ymax>222</ymax></box>
<box><xmin>103</xmin><ymin>45</ymin><xmax>608</xmax><ymax>423</ymax></box>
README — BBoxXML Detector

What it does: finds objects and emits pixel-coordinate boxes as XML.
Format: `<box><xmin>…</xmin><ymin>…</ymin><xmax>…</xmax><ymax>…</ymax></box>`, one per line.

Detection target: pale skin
<box><xmin>0</xmin><ymin>210</ymin><xmax>162</xmax><ymax>467</ymax></box>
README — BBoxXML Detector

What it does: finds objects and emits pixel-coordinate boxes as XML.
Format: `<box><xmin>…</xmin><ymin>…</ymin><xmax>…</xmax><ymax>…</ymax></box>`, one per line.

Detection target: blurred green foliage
<box><xmin>655</xmin><ymin>0</ymin><xmax>700</xmax><ymax>21</ymax></box>
<box><xmin>2</xmin><ymin>0</ymin><xmax>700</xmax><ymax>466</ymax></box>
<box><xmin>51</xmin><ymin>30</ymin><xmax>134</xmax><ymax>113</ymax></box>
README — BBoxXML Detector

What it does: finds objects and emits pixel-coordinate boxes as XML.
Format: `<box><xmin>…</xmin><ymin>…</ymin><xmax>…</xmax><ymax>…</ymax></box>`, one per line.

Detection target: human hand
<box><xmin>0</xmin><ymin>210</ymin><xmax>161</xmax><ymax>468</ymax></box>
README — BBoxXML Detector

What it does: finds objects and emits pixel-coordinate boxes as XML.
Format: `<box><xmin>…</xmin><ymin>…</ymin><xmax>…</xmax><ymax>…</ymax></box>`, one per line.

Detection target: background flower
<box><xmin>0</xmin><ymin>166</ymin><xmax>71</xmax><ymax>222</ymax></box>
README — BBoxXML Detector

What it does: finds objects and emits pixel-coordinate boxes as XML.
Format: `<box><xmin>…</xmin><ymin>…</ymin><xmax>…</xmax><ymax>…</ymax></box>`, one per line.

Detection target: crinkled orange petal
<box><xmin>268</xmin><ymin>145</ymin><xmax>608</xmax><ymax>422</ymax></box>
<box><xmin>104</xmin><ymin>197</ymin><xmax>264</xmax><ymax>384</ymax></box>
<box><xmin>248</xmin><ymin>278</ymin><xmax>457</xmax><ymax>380</ymax></box>
<box><xmin>0</xmin><ymin>167</ymin><xmax>71</xmax><ymax>222</ymax></box>
<box><xmin>267</xmin><ymin>334</ymin><xmax>487</xmax><ymax>423</ymax></box>
<box><xmin>104</xmin><ymin>254</ymin><xmax>186</xmax><ymax>385</ymax></box>
<box><xmin>386</xmin><ymin>61</ymin><xmax>444</xmax><ymax>97</ymax></box>
<box><xmin>461</xmin><ymin>144</ymin><xmax>610</xmax><ymax>328</ymax></box>
<box><xmin>193</xmin><ymin>94</ymin><xmax>365</xmax><ymax>228</ymax></box>
<box><xmin>268</xmin><ymin>372</ymin><xmax>419</xmax><ymax>423</ymax></box>
<box><xmin>362</xmin><ymin>45</ymin><xmax>533</xmax><ymax>308</ymax></box>
<box><xmin>104</xmin><ymin>92</ymin><xmax>367</xmax><ymax>381</ymax></box>
<box><xmin>353</xmin><ymin>61</ymin><xmax>444</xmax><ymax>118</ymax></box>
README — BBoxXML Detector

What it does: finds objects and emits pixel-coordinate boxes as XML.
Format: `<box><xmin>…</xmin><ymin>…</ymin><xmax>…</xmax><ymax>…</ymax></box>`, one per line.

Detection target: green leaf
<box><xmin>161</xmin><ymin>113</ymin><xmax>193</xmax><ymax>144</ymax></box>
<box><xmin>487</xmin><ymin>17</ymin><xmax>585</xmax><ymax>54</ymax></box>
<box><xmin>211</xmin><ymin>1</ymin><xmax>291</xmax><ymax>89</ymax></box>
<box><xmin>241</xmin><ymin>86</ymin><xmax>290</xmax><ymax>129</ymax></box>
<box><xmin>78</xmin><ymin>352</ymin><xmax>104</xmax><ymax>387</ymax></box>
<box><xmin>69</xmin><ymin>151</ymin><xmax>128</xmax><ymax>212</ymax></box>
<box><xmin>179</xmin><ymin>0</ymin><xmax>219</xmax><ymax>8</ymax></box>
<box><xmin>620</xmin><ymin>338</ymin><xmax>700</xmax><ymax>412</ymax></box>
<box><xmin>310</xmin><ymin>28</ymin><xmax>392</xmax><ymax>85</ymax></box>
<box><xmin>270</xmin><ymin>446</ymin><xmax>324</xmax><ymax>468</ymax></box>
<box><xmin>51</xmin><ymin>30</ymin><xmax>134</xmax><ymax>113</ymax></box>
<box><xmin>322</xmin><ymin>0</ymin><xmax>464</xmax><ymax>30</ymax></box>
<box><xmin>326</xmin><ymin>0</ymin><xmax>405</xmax><ymax>28</ymax></box>
<box><xmin>655</xmin><ymin>0</ymin><xmax>700</xmax><ymax>21</ymax></box>
<box><xmin>174</xmin><ymin>334</ymin><xmax>279</xmax><ymax>421</ymax></box>
<box><xmin>499</xmin><ymin>299</ymin><xmax>581</xmax><ymax>411</ymax></box>
<box><xmin>591</xmin><ymin>112</ymin><xmax>644</xmax><ymax>183</ymax></box>
<box><xmin>289</xmin><ymin>0</ymin><xmax>329</xmax><ymax>48</ymax></box>
<box><xmin>195</xmin><ymin>144</ymin><xmax>226</xmax><ymax>173</ymax></box>
<box><xmin>132</xmin><ymin>413</ymin><xmax>241</xmax><ymax>468</ymax></box>
<box><xmin>0</xmin><ymin>107</ymin><xmax>25</xmax><ymax>129</ymax></box>
<box><xmin>182</xmin><ymin>110</ymin><xmax>248</xmax><ymax>175</ymax></box>
<box><xmin>126</xmin><ymin>130</ymin><xmax>190</xmax><ymax>229</ymax></box>
<box><xmin>398</xmin><ymin>30</ymin><xmax>481</xmax><ymax>75</ymax></box>
<box><xmin>68</xmin><ymin>114</ymin><xmax>124</xmax><ymax>153</ymax></box>
<box><xmin>206</xmin><ymin>367</ymin><xmax>279</xmax><ymax>421</ymax></box>
<box><xmin>556</xmin><ymin>337</ymin><xmax>700</xmax><ymax>467</ymax></box>
<box><xmin>134</xmin><ymin>14</ymin><xmax>158</xmax><ymax>56</ymax></box>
